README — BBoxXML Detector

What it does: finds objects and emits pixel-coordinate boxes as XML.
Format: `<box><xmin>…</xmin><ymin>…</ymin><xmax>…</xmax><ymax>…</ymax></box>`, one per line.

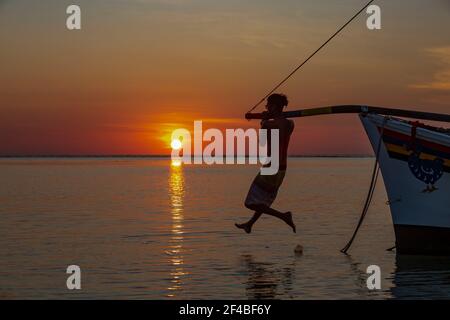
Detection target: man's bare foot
<box><xmin>284</xmin><ymin>212</ymin><xmax>296</xmax><ymax>233</ymax></box>
<box><xmin>235</xmin><ymin>222</ymin><xmax>252</xmax><ymax>234</ymax></box>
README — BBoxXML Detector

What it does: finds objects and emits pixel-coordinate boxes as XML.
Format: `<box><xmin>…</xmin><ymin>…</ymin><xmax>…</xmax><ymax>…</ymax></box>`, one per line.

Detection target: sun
<box><xmin>171</xmin><ymin>138</ymin><xmax>182</xmax><ymax>150</ymax></box>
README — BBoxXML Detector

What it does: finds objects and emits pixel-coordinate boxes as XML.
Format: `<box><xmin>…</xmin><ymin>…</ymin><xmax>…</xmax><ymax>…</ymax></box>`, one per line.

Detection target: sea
<box><xmin>1</xmin><ymin>157</ymin><xmax>450</xmax><ymax>299</ymax></box>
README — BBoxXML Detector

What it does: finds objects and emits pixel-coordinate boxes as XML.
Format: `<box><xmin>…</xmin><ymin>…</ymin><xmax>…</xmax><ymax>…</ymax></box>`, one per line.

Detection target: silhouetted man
<box><xmin>235</xmin><ymin>93</ymin><xmax>296</xmax><ymax>233</ymax></box>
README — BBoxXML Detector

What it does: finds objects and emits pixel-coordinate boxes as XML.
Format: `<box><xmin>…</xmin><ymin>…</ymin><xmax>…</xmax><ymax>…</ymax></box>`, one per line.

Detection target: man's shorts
<box><xmin>244</xmin><ymin>170</ymin><xmax>286</xmax><ymax>208</ymax></box>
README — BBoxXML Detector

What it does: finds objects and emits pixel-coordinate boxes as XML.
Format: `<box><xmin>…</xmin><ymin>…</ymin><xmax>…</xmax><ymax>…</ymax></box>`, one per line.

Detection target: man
<box><xmin>235</xmin><ymin>93</ymin><xmax>296</xmax><ymax>234</ymax></box>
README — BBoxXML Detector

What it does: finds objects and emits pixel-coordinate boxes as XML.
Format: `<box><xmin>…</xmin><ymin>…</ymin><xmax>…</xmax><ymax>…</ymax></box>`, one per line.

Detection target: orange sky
<box><xmin>1</xmin><ymin>0</ymin><xmax>449</xmax><ymax>155</ymax></box>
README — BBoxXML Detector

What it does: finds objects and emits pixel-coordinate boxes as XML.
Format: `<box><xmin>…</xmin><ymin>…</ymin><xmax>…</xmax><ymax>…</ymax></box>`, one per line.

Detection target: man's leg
<box><xmin>236</xmin><ymin>204</ymin><xmax>296</xmax><ymax>233</ymax></box>
<box><xmin>235</xmin><ymin>211</ymin><xmax>262</xmax><ymax>234</ymax></box>
<box><xmin>253</xmin><ymin>204</ymin><xmax>296</xmax><ymax>233</ymax></box>
<box><xmin>247</xmin><ymin>211</ymin><xmax>263</xmax><ymax>226</ymax></box>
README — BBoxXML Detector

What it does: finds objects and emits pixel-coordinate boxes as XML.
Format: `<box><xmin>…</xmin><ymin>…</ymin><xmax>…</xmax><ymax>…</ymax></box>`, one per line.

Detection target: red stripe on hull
<box><xmin>380</xmin><ymin>127</ymin><xmax>450</xmax><ymax>154</ymax></box>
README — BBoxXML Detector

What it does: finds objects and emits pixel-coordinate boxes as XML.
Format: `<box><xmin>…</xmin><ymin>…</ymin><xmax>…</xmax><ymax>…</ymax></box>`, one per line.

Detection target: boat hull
<box><xmin>394</xmin><ymin>224</ymin><xmax>450</xmax><ymax>254</ymax></box>
<box><xmin>360</xmin><ymin>114</ymin><xmax>450</xmax><ymax>255</ymax></box>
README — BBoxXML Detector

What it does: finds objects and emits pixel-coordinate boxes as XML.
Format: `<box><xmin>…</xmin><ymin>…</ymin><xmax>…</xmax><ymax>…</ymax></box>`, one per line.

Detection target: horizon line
<box><xmin>0</xmin><ymin>154</ymin><xmax>374</xmax><ymax>158</ymax></box>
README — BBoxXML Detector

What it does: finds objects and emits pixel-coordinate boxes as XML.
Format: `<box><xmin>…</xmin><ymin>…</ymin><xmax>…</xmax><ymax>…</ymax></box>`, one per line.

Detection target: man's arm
<box><xmin>260</xmin><ymin>119</ymin><xmax>275</xmax><ymax>130</ymax></box>
<box><xmin>260</xmin><ymin>120</ymin><xmax>274</xmax><ymax>149</ymax></box>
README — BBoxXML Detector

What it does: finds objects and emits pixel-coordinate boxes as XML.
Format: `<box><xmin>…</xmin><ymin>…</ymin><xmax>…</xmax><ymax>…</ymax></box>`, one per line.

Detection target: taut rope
<box><xmin>247</xmin><ymin>0</ymin><xmax>376</xmax><ymax>114</ymax></box>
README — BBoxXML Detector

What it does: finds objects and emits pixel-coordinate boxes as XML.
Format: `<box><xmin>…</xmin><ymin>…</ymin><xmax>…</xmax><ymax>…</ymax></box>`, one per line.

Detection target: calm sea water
<box><xmin>1</xmin><ymin>157</ymin><xmax>450</xmax><ymax>299</ymax></box>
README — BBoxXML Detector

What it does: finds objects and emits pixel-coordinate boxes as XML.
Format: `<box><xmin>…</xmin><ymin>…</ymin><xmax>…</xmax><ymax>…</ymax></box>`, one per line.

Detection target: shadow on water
<box><xmin>342</xmin><ymin>254</ymin><xmax>371</xmax><ymax>291</ymax></box>
<box><xmin>240</xmin><ymin>254</ymin><xmax>296</xmax><ymax>299</ymax></box>
<box><xmin>343</xmin><ymin>252</ymin><xmax>450</xmax><ymax>299</ymax></box>
<box><xmin>390</xmin><ymin>255</ymin><xmax>450</xmax><ymax>299</ymax></box>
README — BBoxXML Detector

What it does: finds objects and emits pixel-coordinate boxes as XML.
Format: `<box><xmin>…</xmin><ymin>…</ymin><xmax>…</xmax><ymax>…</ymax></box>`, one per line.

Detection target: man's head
<box><xmin>266</xmin><ymin>93</ymin><xmax>288</xmax><ymax>115</ymax></box>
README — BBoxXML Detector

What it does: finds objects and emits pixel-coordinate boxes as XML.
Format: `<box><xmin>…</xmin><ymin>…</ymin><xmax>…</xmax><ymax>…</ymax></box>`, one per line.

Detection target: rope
<box><xmin>247</xmin><ymin>0</ymin><xmax>376</xmax><ymax>114</ymax></box>
<box><xmin>341</xmin><ymin>117</ymin><xmax>386</xmax><ymax>254</ymax></box>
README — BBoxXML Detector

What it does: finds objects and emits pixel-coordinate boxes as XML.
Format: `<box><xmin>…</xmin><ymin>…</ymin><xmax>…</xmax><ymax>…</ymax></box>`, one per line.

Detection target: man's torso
<box><xmin>262</xmin><ymin>118</ymin><xmax>295</xmax><ymax>170</ymax></box>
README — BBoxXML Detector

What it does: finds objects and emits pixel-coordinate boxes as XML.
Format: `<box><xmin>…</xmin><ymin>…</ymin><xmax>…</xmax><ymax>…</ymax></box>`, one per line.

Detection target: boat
<box><xmin>246</xmin><ymin>105</ymin><xmax>450</xmax><ymax>255</ymax></box>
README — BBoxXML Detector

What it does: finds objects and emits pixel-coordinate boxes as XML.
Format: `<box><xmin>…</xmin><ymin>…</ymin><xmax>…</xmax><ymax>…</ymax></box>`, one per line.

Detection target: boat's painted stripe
<box><xmin>384</xmin><ymin>143</ymin><xmax>450</xmax><ymax>172</ymax></box>
<box><xmin>381</xmin><ymin>127</ymin><xmax>450</xmax><ymax>154</ymax></box>
<box><xmin>368</xmin><ymin>114</ymin><xmax>450</xmax><ymax>147</ymax></box>
<box><xmin>385</xmin><ymin>143</ymin><xmax>450</xmax><ymax>164</ymax></box>
<box><xmin>382</xmin><ymin>135</ymin><xmax>450</xmax><ymax>160</ymax></box>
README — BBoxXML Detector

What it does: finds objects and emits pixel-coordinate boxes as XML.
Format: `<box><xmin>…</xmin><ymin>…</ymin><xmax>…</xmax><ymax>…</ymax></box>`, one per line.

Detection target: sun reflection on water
<box><xmin>171</xmin><ymin>159</ymin><xmax>182</xmax><ymax>167</ymax></box>
<box><xmin>166</xmin><ymin>162</ymin><xmax>187</xmax><ymax>297</ymax></box>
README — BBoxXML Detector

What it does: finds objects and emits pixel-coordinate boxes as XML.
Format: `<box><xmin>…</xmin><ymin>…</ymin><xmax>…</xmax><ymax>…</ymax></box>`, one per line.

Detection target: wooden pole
<box><xmin>245</xmin><ymin>105</ymin><xmax>450</xmax><ymax>123</ymax></box>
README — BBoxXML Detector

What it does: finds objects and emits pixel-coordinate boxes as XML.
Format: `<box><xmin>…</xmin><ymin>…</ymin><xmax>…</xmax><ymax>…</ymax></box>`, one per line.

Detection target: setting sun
<box><xmin>171</xmin><ymin>139</ymin><xmax>182</xmax><ymax>150</ymax></box>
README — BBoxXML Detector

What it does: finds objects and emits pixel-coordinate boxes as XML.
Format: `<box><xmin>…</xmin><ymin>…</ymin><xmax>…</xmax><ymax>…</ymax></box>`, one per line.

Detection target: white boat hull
<box><xmin>360</xmin><ymin>114</ymin><xmax>450</xmax><ymax>255</ymax></box>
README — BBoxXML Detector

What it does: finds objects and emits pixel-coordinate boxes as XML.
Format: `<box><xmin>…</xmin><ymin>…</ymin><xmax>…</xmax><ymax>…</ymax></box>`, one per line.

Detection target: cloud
<box><xmin>411</xmin><ymin>46</ymin><xmax>450</xmax><ymax>91</ymax></box>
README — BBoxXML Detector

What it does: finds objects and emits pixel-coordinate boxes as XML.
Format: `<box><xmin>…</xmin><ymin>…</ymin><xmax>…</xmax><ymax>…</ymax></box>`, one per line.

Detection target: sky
<box><xmin>1</xmin><ymin>0</ymin><xmax>450</xmax><ymax>155</ymax></box>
